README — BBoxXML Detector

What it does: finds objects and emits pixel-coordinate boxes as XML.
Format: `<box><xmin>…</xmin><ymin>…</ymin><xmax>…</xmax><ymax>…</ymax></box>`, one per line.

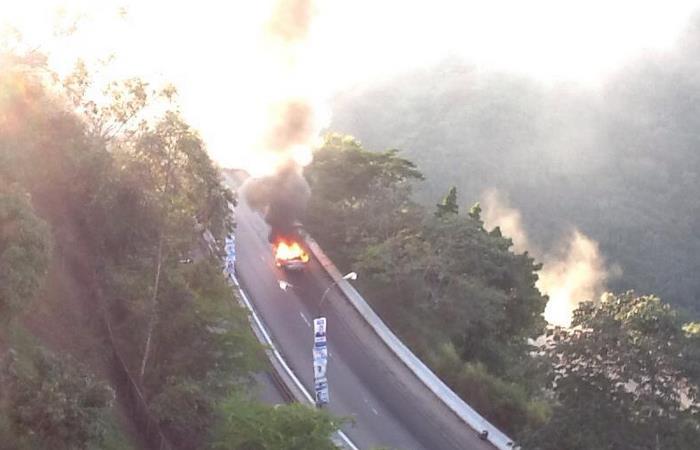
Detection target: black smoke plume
<box><xmin>241</xmin><ymin>162</ymin><xmax>310</xmax><ymax>242</ymax></box>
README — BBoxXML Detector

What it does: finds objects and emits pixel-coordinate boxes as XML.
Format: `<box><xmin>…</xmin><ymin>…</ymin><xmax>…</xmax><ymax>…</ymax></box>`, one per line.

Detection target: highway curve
<box><xmin>234</xmin><ymin>196</ymin><xmax>497</xmax><ymax>450</ymax></box>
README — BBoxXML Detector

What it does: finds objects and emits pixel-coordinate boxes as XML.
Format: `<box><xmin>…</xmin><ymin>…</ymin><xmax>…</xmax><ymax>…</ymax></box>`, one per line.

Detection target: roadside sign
<box><xmin>313</xmin><ymin>317</ymin><xmax>329</xmax><ymax>406</ymax></box>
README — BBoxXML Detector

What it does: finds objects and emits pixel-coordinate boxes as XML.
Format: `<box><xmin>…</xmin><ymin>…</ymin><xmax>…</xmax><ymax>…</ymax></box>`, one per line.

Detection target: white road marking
<box><xmin>363</xmin><ymin>398</ymin><xmax>379</xmax><ymax>415</ymax></box>
<box><xmin>299</xmin><ymin>311</ymin><xmax>311</xmax><ymax>327</ymax></box>
<box><xmin>229</xmin><ymin>272</ymin><xmax>359</xmax><ymax>450</ymax></box>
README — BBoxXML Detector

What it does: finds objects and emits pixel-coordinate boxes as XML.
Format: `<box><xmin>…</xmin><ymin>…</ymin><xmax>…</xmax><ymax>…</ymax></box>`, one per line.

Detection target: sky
<box><xmin>2</xmin><ymin>0</ymin><xmax>700</xmax><ymax>172</ymax></box>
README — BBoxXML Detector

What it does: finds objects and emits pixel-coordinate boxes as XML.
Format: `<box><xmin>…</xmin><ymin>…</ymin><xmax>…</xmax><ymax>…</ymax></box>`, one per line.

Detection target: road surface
<box><xmin>234</xmin><ymin>196</ymin><xmax>497</xmax><ymax>450</ymax></box>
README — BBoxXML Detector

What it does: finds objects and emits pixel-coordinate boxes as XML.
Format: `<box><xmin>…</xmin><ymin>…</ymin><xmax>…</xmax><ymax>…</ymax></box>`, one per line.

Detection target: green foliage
<box><xmin>305</xmin><ymin>134</ymin><xmax>548</xmax><ymax>434</ymax></box>
<box><xmin>0</xmin><ymin>344</ymin><xmax>115</xmax><ymax>450</ymax></box>
<box><xmin>96</xmin><ymin>410</ymin><xmax>138</xmax><ymax>450</ymax></box>
<box><xmin>143</xmin><ymin>260</ymin><xmax>265</xmax><ymax>394</ymax></box>
<box><xmin>428</xmin><ymin>342</ymin><xmax>550</xmax><ymax>435</ymax></box>
<box><xmin>525</xmin><ymin>292</ymin><xmax>700</xmax><ymax>450</ymax></box>
<box><xmin>70</xmin><ymin>77</ymin><xmax>263</xmax><ymax>447</ymax></box>
<box><xmin>0</xmin><ymin>188</ymin><xmax>52</xmax><ymax>321</ymax></box>
<box><xmin>210</xmin><ymin>393</ymin><xmax>343</xmax><ymax>450</ymax></box>
<box><xmin>306</xmin><ymin>133</ymin><xmax>424</xmax><ymax>204</ymax></box>
<box><xmin>93</xmin><ymin>146</ymin><xmax>263</xmax><ymax>445</ymax></box>
<box><xmin>352</xmin><ymin>204</ymin><xmax>546</xmax><ymax>373</ymax></box>
<box><xmin>149</xmin><ymin>377</ymin><xmax>214</xmax><ymax>447</ymax></box>
<box><xmin>1</xmin><ymin>52</ymin><xmax>267</xmax><ymax>449</ymax></box>
<box><xmin>468</xmin><ymin>202</ymin><xmax>482</xmax><ymax>221</ymax></box>
<box><xmin>435</xmin><ymin>186</ymin><xmax>458</xmax><ymax>218</ymax></box>
<box><xmin>54</xmin><ymin>74</ymin><xmax>266</xmax><ymax>446</ymax></box>
<box><xmin>304</xmin><ymin>133</ymin><xmax>424</xmax><ymax>269</ymax></box>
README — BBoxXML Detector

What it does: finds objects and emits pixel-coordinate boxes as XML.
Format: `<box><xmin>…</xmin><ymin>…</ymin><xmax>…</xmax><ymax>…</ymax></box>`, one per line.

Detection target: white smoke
<box><xmin>481</xmin><ymin>189</ymin><xmax>610</xmax><ymax>327</ymax></box>
<box><xmin>538</xmin><ymin>231</ymin><xmax>607</xmax><ymax>326</ymax></box>
<box><xmin>259</xmin><ymin>0</ymin><xmax>328</xmax><ymax>172</ymax></box>
<box><xmin>482</xmin><ymin>190</ymin><xmax>531</xmax><ymax>254</ymax></box>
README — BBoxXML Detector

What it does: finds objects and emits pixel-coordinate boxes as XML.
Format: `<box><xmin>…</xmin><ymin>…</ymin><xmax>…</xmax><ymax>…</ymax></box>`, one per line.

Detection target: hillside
<box><xmin>330</xmin><ymin>15</ymin><xmax>700</xmax><ymax>315</ymax></box>
<box><xmin>0</xmin><ymin>51</ymin><xmax>341</xmax><ymax>449</ymax></box>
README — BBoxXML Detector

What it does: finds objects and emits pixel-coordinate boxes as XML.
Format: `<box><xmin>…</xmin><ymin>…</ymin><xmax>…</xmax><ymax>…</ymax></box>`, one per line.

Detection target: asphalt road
<box><xmin>234</xmin><ymin>196</ymin><xmax>497</xmax><ymax>450</ymax></box>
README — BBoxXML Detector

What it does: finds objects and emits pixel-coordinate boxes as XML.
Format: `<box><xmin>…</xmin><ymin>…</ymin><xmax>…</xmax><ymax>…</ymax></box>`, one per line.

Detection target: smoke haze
<box><xmin>243</xmin><ymin>0</ymin><xmax>320</xmax><ymax>234</ymax></box>
<box><xmin>266</xmin><ymin>0</ymin><xmax>315</xmax><ymax>43</ymax></box>
<box><xmin>257</xmin><ymin>0</ymin><xmax>325</xmax><ymax>172</ymax></box>
<box><xmin>482</xmin><ymin>190</ymin><xmax>531</xmax><ymax>254</ymax></box>
<box><xmin>482</xmin><ymin>190</ymin><xmax>609</xmax><ymax>327</ymax></box>
<box><xmin>241</xmin><ymin>162</ymin><xmax>310</xmax><ymax>239</ymax></box>
<box><xmin>538</xmin><ymin>231</ymin><xmax>607</xmax><ymax>327</ymax></box>
<box><xmin>4</xmin><ymin>1</ymin><xmax>697</xmax><ymax>174</ymax></box>
<box><xmin>263</xmin><ymin>99</ymin><xmax>322</xmax><ymax>167</ymax></box>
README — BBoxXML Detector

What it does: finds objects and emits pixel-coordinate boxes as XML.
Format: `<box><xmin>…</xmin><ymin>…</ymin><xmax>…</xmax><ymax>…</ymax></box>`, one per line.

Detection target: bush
<box><xmin>0</xmin><ymin>344</ymin><xmax>115</xmax><ymax>449</ymax></box>
<box><xmin>429</xmin><ymin>342</ymin><xmax>550</xmax><ymax>435</ymax></box>
<box><xmin>0</xmin><ymin>188</ymin><xmax>52</xmax><ymax>321</ymax></box>
<box><xmin>210</xmin><ymin>393</ymin><xmax>343</xmax><ymax>450</ymax></box>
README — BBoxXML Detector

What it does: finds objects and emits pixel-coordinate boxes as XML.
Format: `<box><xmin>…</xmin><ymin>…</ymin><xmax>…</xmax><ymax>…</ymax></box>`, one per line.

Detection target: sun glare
<box><xmin>2</xmin><ymin>0</ymin><xmax>698</xmax><ymax>173</ymax></box>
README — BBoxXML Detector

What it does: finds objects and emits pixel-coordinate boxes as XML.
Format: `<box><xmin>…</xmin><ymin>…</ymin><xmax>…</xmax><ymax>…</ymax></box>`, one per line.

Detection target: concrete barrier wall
<box><xmin>229</xmin><ymin>270</ymin><xmax>359</xmax><ymax>450</ymax></box>
<box><xmin>305</xmin><ymin>237</ymin><xmax>516</xmax><ymax>450</ymax></box>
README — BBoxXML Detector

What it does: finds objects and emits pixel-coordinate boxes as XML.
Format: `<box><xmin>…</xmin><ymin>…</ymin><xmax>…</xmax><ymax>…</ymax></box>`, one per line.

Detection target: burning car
<box><xmin>273</xmin><ymin>237</ymin><xmax>309</xmax><ymax>271</ymax></box>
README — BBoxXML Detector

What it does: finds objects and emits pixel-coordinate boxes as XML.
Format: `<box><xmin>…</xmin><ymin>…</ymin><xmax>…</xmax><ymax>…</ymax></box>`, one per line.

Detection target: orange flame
<box><xmin>274</xmin><ymin>239</ymin><xmax>309</xmax><ymax>263</ymax></box>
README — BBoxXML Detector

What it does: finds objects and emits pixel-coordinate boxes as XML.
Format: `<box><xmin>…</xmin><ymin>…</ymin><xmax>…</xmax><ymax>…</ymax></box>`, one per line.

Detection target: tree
<box><xmin>435</xmin><ymin>186</ymin><xmax>458</xmax><ymax>218</ymax></box>
<box><xmin>304</xmin><ymin>133</ymin><xmax>423</xmax><ymax>268</ymax></box>
<box><xmin>144</xmin><ymin>261</ymin><xmax>265</xmax><ymax>447</ymax></box>
<box><xmin>0</xmin><ymin>47</ymin><xmax>274</xmax><ymax>450</ymax></box>
<box><xmin>58</xmin><ymin>65</ymin><xmax>264</xmax><ymax>446</ymax></box>
<box><xmin>210</xmin><ymin>394</ymin><xmax>343</xmax><ymax>450</ymax></box>
<box><xmin>0</xmin><ymin>345</ymin><xmax>115</xmax><ymax>450</ymax></box>
<box><xmin>305</xmin><ymin>135</ymin><xmax>548</xmax><ymax>433</ymax></box>
<box><xmin>468</xmin><ymin>202</ymin><xmax>482</xmax><ymax>221</ymax></box>
<box><xmin>525</xmin><ymin>292</ymin><xmax>700</xmax><ymax>450</ymax></box>
<box><xmin>354</xmin><ymin>203</ymin><xmax>546</xmax><ymax>373</ymax></box>
<box><xmin>120</xmin><ymin>111</ymin><xmax>232</xmax><ymax>380</ymax></box>
<box><xmin>0</xmin><ymin>188</ymin><xmax>51</xmax><ymax>321</ymax></box>
<box><xmin>305</xmin><ymin>134</ymin><xmax>424</xmax><ymax>204</ymax></box>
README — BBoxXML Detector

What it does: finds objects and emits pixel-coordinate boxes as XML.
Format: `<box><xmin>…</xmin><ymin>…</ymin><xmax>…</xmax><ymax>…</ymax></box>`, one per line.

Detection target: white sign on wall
<box><xmin>313</xmin><ymin>317</ymin><xmax>329</xmax><ymax>406</ymax></box>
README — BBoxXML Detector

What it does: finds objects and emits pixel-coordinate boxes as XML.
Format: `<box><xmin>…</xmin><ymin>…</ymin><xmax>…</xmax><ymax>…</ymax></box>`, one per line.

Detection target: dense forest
<box><xmin>0</xmin><ymin>49</ymin><xmax>340</xmax><ymax>449</ymax></box>
<box><xmin>4</xmin><ymin>8</ymin><xmax>700</xmax><ymax>449</ymax></box>
<box><xmin>330</xmin><ymin>14</ymin><xmax>700</xmax><ymax>317</ymax></box>
<box><xmin>304</xmin><ymin>134</ymin><xmax>700</xmax><ymax>447</ymax></box>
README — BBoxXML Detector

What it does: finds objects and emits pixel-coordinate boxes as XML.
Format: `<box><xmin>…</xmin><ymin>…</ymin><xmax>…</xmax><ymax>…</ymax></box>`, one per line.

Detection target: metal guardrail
<box><xmin>305</xmin><ymin>237</ymin><xmax>517</xmax><ymax>450</ymax></box>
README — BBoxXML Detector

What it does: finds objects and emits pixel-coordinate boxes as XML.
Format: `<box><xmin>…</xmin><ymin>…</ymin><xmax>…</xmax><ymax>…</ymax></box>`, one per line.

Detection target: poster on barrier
<box><xmin>313</xmin><ymin>317</ymin><xmax>327</xmax><ymax>347</ymax></box>
<box><xmin>313</xmin><ymin>317</ymin><xmax>329</xmax><ymax>406</ymax></box>
<box><xmin>314</xmin><ymin>376</ymin><xmax>329</xmax><ymax>405</ymax></box>
<box><xmin>313</xmin><ymin>346</ymin><xmax>328</xmax><ymax>363</ymax></box>
<box><xmin>314</xmin><ymin>361</ymin><xmax>327</xmax><ymax>379</ymax></box>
